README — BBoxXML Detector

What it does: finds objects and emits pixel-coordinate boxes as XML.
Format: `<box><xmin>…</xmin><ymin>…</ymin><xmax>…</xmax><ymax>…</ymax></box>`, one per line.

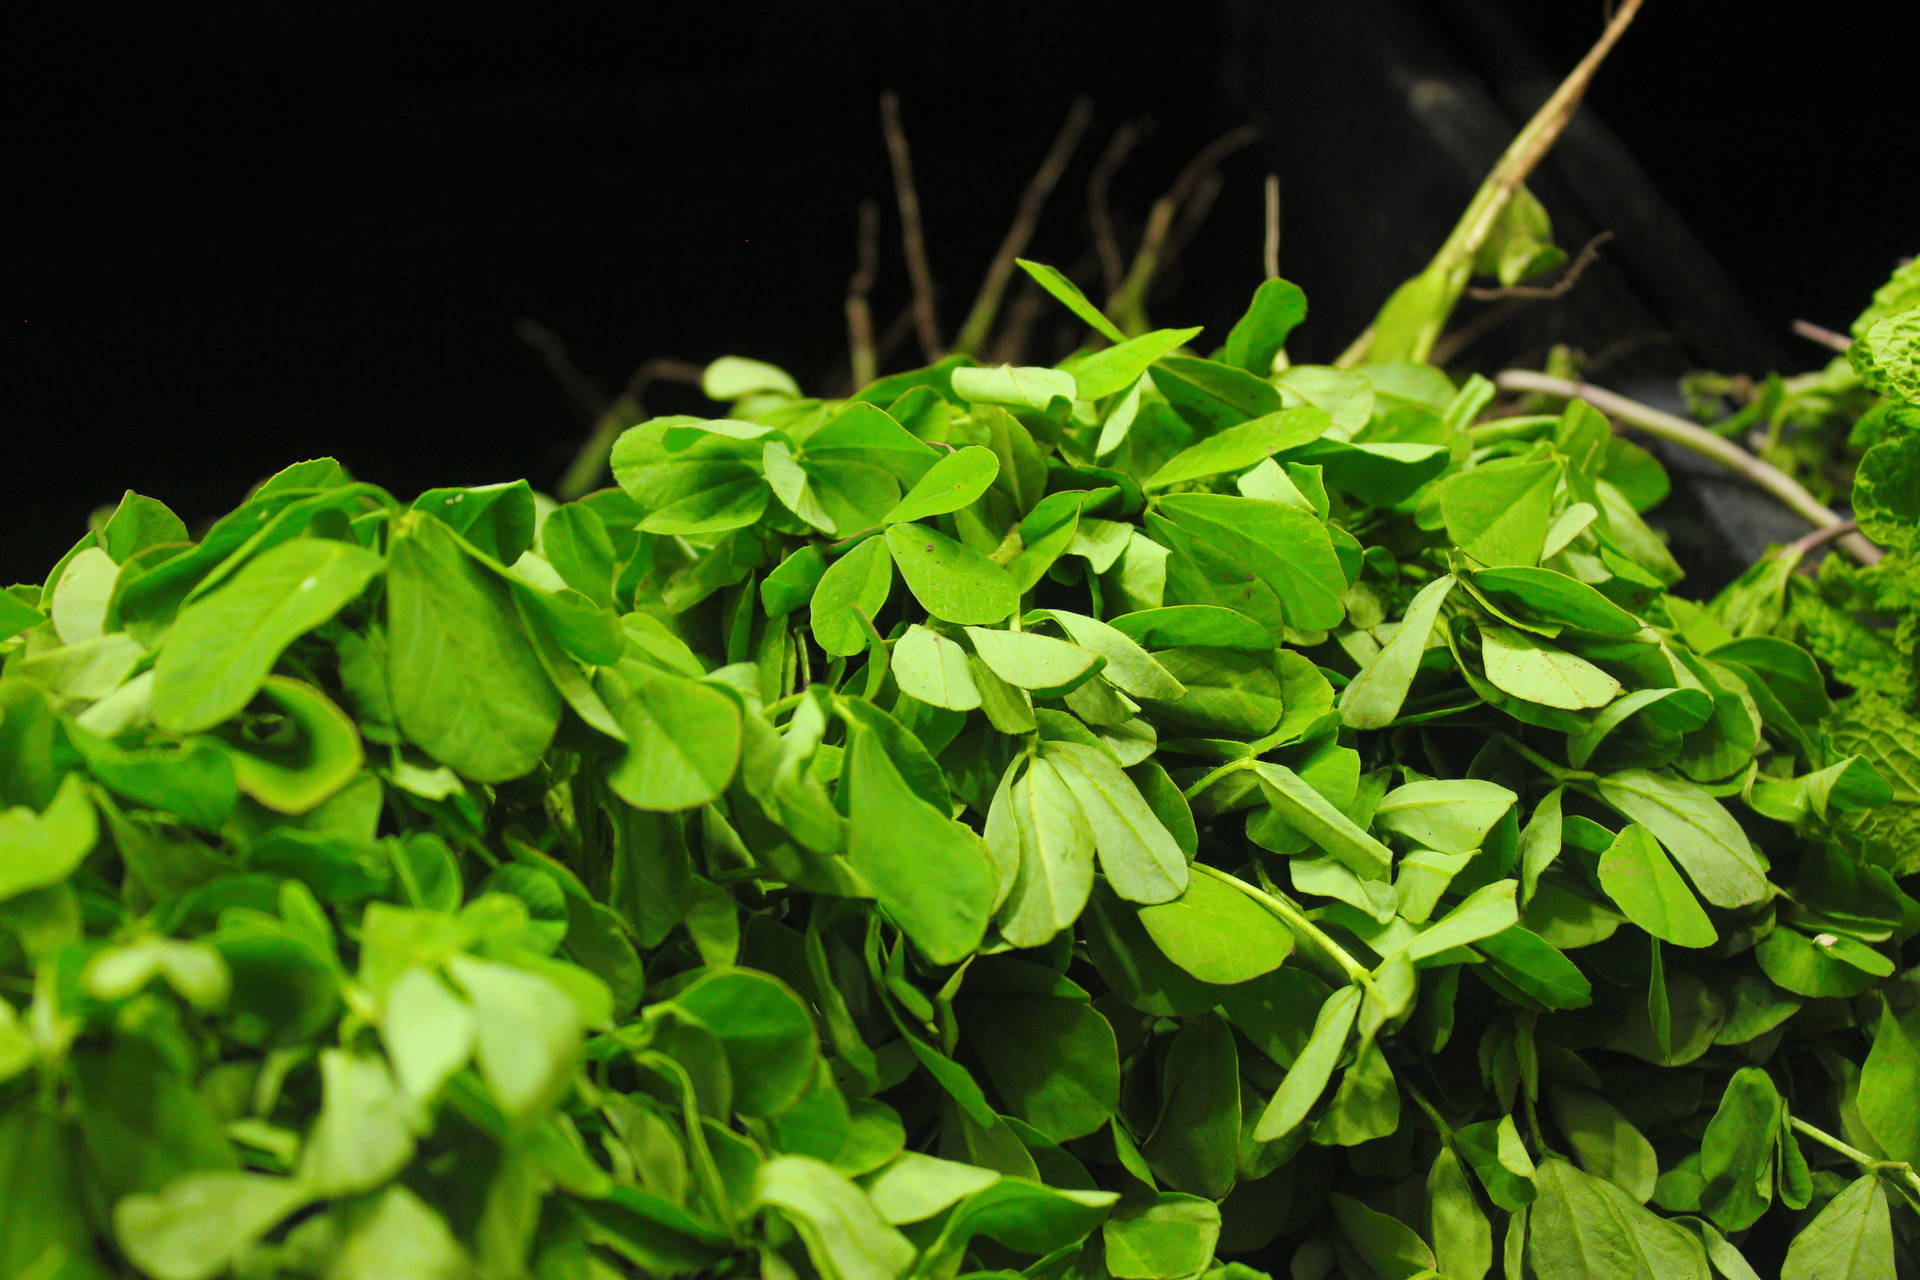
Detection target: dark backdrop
<box><xmin>9</xmin><ymin>2</ymin><xmax>1913</xmax><ymax>585</ymax></box>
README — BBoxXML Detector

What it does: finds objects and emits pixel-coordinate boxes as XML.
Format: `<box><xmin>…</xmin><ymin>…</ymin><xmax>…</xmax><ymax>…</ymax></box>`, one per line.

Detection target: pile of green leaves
<box><xmin>3</xmin><ymin>253</ymin><xmax>1918</xmax><ymax>1280</ymax></box>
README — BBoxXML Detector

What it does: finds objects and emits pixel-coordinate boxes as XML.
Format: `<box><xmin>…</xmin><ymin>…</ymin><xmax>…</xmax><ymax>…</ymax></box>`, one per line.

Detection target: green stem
<box><xmin>1789</xmin><ymin>1116</ymin><xmax>1920</xmax><ymax>1206</ymax></box>
<box><xmin>1181</xmin><ymin>757</ymin><xmax>1257</xmax><ymax>803</ymax></box>
<box><xmin>1193</xmin><ymin>863</ymin><xmax>1372</xmax><ymax>989</ymax></box>
<box><xmin>1494</xmin><ymin>369</ymin><xmax>1883</xmax><ymax>566</ymax></box>
<box><xmin>1338</xmin><ymin>0</ymin><xmax>1645</xmax><ymax>367</ymax></box>
<box><xmin>1495</xmin><ymin>734</ymin><xmax>1590</xmax><ymax>784</ymax></box>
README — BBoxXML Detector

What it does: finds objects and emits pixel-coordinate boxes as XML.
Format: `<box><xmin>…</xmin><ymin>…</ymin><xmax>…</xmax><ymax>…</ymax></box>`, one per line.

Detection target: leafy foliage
<box><xmin>6</xmin><ymin>234</ymin><xmax>1920</xmax><ymax>1280</ymax></box>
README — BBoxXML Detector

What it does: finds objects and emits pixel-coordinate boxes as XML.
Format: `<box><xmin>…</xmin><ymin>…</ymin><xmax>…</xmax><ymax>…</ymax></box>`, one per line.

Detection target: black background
<box><xmin>9</xmin><ymin>2</ymin><xmax>1914</xmax><ymax>585</ymax></box>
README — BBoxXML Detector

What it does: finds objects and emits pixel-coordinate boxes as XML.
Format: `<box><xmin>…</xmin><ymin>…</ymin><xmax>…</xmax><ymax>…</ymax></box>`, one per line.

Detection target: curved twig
<box><xmin>1089</xmin><ymin>121</ymin><xmax>1143</xmax><ymax>298</ymax></box>
<box><xmin>1494</xmin><ymin>368</ymin><xmax>1883</xmax><ymax>565</ymax></box>
<box><xmin>952</xmin><ymin>97</ymin><xmax>1094</xmax><ymax>355</ymax></box>
<box><xmin>556</xmin><ymin>357</ymin><xmax>706</xmax><ymax>501</ymax></box>
<box><xmin>880</xmin><ymin>91</ymin><xmax>942</xmax><ymax>360</ymax></box>
<box><xmin>845</xmin><ymin>199</ymin><xmax>880</xmax><ymax>391</ymax></box>
<box><xmin>1109</xmin><ymin>122</ymin><xmax>1262</xmax><ymax>334</ymax></box>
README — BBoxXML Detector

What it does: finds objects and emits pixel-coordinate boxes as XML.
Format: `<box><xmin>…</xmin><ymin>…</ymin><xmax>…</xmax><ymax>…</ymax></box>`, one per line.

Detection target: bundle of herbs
<box><xmin>7</xmin><ymin>7</ymin><xmax>1920</xmax><ymax>1280</ymax></box>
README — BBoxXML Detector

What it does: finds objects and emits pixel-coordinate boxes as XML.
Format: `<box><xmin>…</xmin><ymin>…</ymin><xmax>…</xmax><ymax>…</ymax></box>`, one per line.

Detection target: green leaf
<box><xmin>705</xmin><ymin>355</ymin><xmax>802</xmax><ymax>400</ymax></box>
<box><xmin>1429</xmin><ymin>1147</ymin><xmax>1493</xmax><ymax>1280</ymax></box>
<box><xmin>1143</xmin><ymin>409</ymin><xmax>1328</xmax><ymax>490</ymax></box>
<box><xmin>412</xmin><ymin>479</ymin><xmax>537</xmax><ymax>563</ymax></box>
<box><xmin>0</xmin><ymin>589</ymin><xmax>46</xmax><ymax>640</ymax></box>
<box><xmin>1248</xmin><ymin>762</ymin><xmax>1392</xmax><ymax>880</ymax></box>
<box><xmin>297</xmin><ymin>1049</ymin><xmax>415</xmax><ymax>1196</ymax></box>
<box><xmin>1152</xmin><ymin>356</ymin><xmax>1283</xmax><ymax>430</ymax></box>
<box><xmin>1528</xmin><ymin>1159</ymin><xmax>1708</xmax><ymax>1280</ymax></box>
<box><xmin>882</xmin><ymin>445</ymin><xmax>1000</xmax><ymax>524</ymax></box>
<box><xmin>1110</xmin><ymin>605</ymin><xmax>1272</xmax><ymax>652</ymax></box>
<box><xmin>812</xmin><ymin>536</ymin><xmax>894</xmax><ymax>657</ymax></box>
<box><xmin>1331</xmin><ymin>1193</ymin><xmax>1437</xmax><ymax>1280</ymax></box>
<box><xmin>763</xmin><ymin>440</ymin><xmax>837</xmax><ymax>533</ymax></box>
<box><xmin>1045</xmin><ymin>742</ymin><xmax>1188</xmax><ymax>905</ymax></box>
<box><xmin>671</xmin><ymin>968</ymin><xmax>819</xmax><ymax>1118</ymax></box>
<box><xmin>1037</xmin><ymin>610</ymin><xmax>1186</xmax><ymax>702</ymax></box>
<box><xmin>1479</xmin><ymin>625</ymin><xmax>1622</xmax><ymax>710</ymax></box>
<box><xmin>956</xmin><ymin>960</ymin><xmax>1118</xmax><ymax>1143</ymax></box>
<box><xmin>1066</xmin><ymin>327</ymin><xmax>1205</xmax><ymax>401</ymax></box>
<box><xmin>1015</xmin><ymin>258</ymin><xmax>1126</xmax><ymax>343</ymax></box>
<box><xmin>1546</xmin><ymin>1086</ymin><xmax>1659</xmax><ymax>1205</ymax></box>
<box><xmin>1103</xmin><ymin>1194</ymin><xmax>1221</xmax><ymax>1280</ymax></box>
<box><xmin>151</xmin><ymin>536</ymin><xmax>383</xmax><ymax>733</ymax></box>
<box><xmin>1135</xmin><ymin>867</ymin><xmax>1292</xmax><ymax>985</ymax></box>
<box><xmin>950</xmin><ymin>365</ymin><xmax>1078</xmax><ymax>413</ymax></box>
<box><xmin>885</xmin><ymin>524</ymin><xmax>1019</xmax><ymax>626</ymax></box>
<box><xmin>386</xmin><ymin>515</ymin><xmax>560</xmax><ymax>782</ymax></box>
<box><xmin>1475</xmin><ymin>927</ymin><xmax>1591</xmax><ymax>1010</ymax></box>
<box><xmin>1470</xmin><ymin>566</ymin><xmax>1641</xmax><ymax>635</ymax></box>
<box><xmin>1698</xmin><ymin>1067</ymin><xmax>1781</xmax><ymax>1232</ymax></box>
<box><xmin>1403</xmin><ymin>881</ymin><xmax>1520</xmax><ymax>963</ymax></box>
<box><xmin>1340</xmin><ymin>573</ymin><xmax>1456</xmax><ymax>728</ymax></box>
<box><xmin>378</xmin><ymin>967</ymin><xmax>475</xmax><ymax>1105</ymax></box>
<box><xmin>208</xmin><ymin>677</ymin><xmax>364</xmax><ymax>814</ymax></box>
<box><xmin>446</xmin><ymin>953</ymin><xmax>595</xmax><ymax>1124</ymax></box>
<box><xmin>846</xmin><ymin>725</ymin><xmax>995</xmax><ymax>965</ymax></box>
<box><xmin>1373</xmin><ymin>779</ymin><xmax>1516</xmax><ymax>854</ymax></box>
<box><xmin>1595</xmin><ymin>770</ymin><xmax>1768</xmax><ymax>908</ymax></box>
<box><xmin>1252</xmin><ymin>984</ymin><xmax>1360</xmax><ymax>1141</ymax></box>
<box><xmin>1858</xmin><ymin>999</ymin><xmax>1920</xmax><ymax>1167</ymax></box>
<box><xmin>1853</xmin><ymin>432</ymin><xmax>1920</xmax><ymax>548</ymax></box>
<box><xmin>1152</xmin><ymin>493</ymin><xmax>1346</xmax><ymax>633</ymax></box>
<box><xmin>0</xmin><ymin>1106</ymin><xmax>107</xmax><ymax>1280</ymax></box>
<box><xmin>1442</xmin><ymin>460</ymin><xmax>1560</xmax><ymax>567</ymax></box>
<box><xmin>988</xmin><ymin>757</ymin><xmax>1096</xmax><ymax>949</ymax></box>
<box><xmin>0</xmin><ymin>774</ymin><xmax>97</xmax><ymax>902</ymax></box>
<box><xmin>1598</xmin><ymin>824</ymin><xmax>1717</xmax><ymax>948</ymax></box>
<box><xmin>100</xmin><ymin>490</ymin><xmax>190</xmax><ymax>562</ymax></box>
<box><xmin>602</xmin><ymin>664</ymin><xmax>742</xmax><ymax>812</ymax></box>
<box><xmin>891</xmin><ymin>625</ymin><xmax>981</xmax><ymax>711</ymax></box>
<box><xmin>326</xmin><ymin>1183</ymin><xmax>472</xmax><ymax>1280</ymax></box>
<box><xmin>50</xmin><ymin>546</ymin><xmax>116</xmax><ymax>643</ymax></box>
<box><xmin>1222</xmin><ymin>278</ymin><xmax>1308</xmax><ymax>375</ymax></box>
<box><xmin>965</xmin><ymin>627</ymin><xmax>1102</xmax><ymax>696</ymax></box>
<box><xmin>1141</xmin><ymin>1013</ymin><xmax>1240</xmax><ymax>1197</ymax></box>
<box><xmin>1780</xmin><ymin>1175</ymin><xmax>1893</xmax><ymax>1280</ymax></box>
<box><xmin>639</xmin><ymin>470</ymin><xmax>769</xmax><ymax>535</ymax></box>
<box><xmin>1850</xmin><ymin>306</ymin><xmax>1920</xmax><ymax>403</ymax></box>
<box><xmin>114</xmin><ymin>1173</ymin><xmax>311</xmax><ymax>1280</ymax></box>
<box><xmin>1274</xmin><ymin>365</ymin><xmax>1375</xmax><ymax>435</ymax></box>
<box><xmin>755</xmin><ymin>1155</ymin><xmax>917</xmax><ymax>1280</ymax></box>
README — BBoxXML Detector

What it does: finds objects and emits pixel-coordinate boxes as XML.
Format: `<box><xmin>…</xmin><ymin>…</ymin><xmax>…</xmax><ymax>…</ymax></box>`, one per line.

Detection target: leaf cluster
<box><xmin>2</xmin><ymin>253</ymin><xmax>1918</xmax><ymax>1280</ymax></box>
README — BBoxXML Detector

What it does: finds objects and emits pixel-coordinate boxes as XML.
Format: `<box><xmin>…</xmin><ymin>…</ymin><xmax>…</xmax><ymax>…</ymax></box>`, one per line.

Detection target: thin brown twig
<box><xmin>845</xmin><ymin>199</ymin><xmax>880</xmax><ymax>391</ymax></box>
<box><xmin>1785</xmin><ymin>518</ymin><xmax>1863</xmax><ymax>563</ymax></box>
<box><xmin>952</xmin><ymin>96</ymin><xmax>1094</xmax><ymax>355</ymax></box>
<box><xmin>556</xmin><ymin>357</ymin><xmax>707</xmax><ymax>501</ymax></box>
<box><xmin>875</xmin><ymin>304</ymin><xmax>916</xmax><ymax>368</ymax></box>
<box><xmin>1089</xmin><ymin>121</ymin><xmax>1143</xmax><ymax>298</ymax></box>
<box><xmin>879</xmin><ymin>91</ymin><xmax>942</xmax><ymax>360</ymax></box>
<box><xmin>1465</xmin><ymin>229</ymin><xmax>1614</xmax><ymax>300</ymax></box>
<box><xmin>988</xmin><ymin>278</ymin><xmax>1048</xmax><ymax>367</ymax></box>
<box><xmin>515</xmin><ymin>319</ymin><xmax>609</xmax><ymax>420</ymax></box>
<box><xmin>1791</xmin><ymin>319</ymin><xmax>1853</xmax><ymax>354</ymax></box>
<box><xmin>1159</xmin><ymin>171</ymin><xmax>1226</xmax><ymax>291</ymax></box>
<box><xmin>1429</xmin><ymin>299</ymin><xmax>1526</xmax><ymax>367</ymax></box>
<box><xmin>1263</xmin><ymin>173</ymin><xmax>1281</xmax><ymax>281</ymax></box>
<box><xmin>1494</xmin><ymin>368</ymin><xmax>1883</xmax><ymax>565</ymax></box>
<box><xmin>1110</xmin><ymin>122</ymin><xmax>1262</xmax><ymax>333</ymax></box>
